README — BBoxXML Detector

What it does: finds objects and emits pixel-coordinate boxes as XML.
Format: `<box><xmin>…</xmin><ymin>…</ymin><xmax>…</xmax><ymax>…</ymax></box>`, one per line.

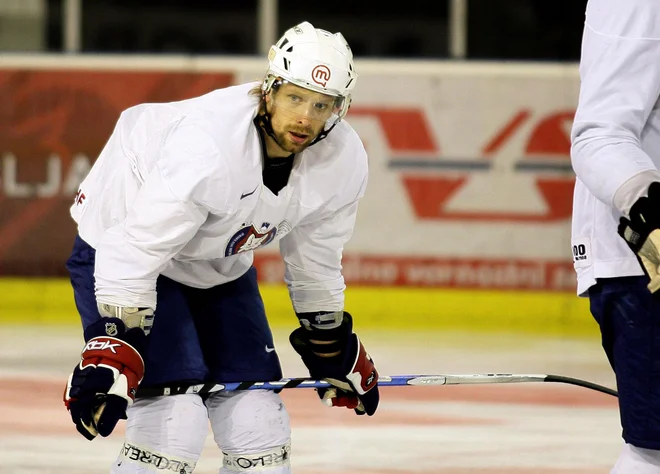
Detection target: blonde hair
<box><xmin>248</xmin><ymin>82</ymin><xmax>263</xmax><ymax>99</ymax></box>
<box><xmin>249</xmin><ymin>81</ymin><xmax>267</xmax><ymax>115</ymax></box>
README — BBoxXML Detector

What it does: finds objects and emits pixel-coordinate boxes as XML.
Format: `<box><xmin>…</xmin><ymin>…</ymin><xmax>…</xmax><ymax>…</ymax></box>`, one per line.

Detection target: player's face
<box><xmin>267</xmin><ymin>83</ymin><xmax>339</xmax><ymax>154</ymax></box>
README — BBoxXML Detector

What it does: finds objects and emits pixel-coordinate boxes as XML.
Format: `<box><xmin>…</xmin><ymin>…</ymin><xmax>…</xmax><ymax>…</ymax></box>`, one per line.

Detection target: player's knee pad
<box><xmin>207</xmin><ymin>390</ymin><xmax>291</xmax><ymax>472</ymax></box>
<box><xmin>111</xmin><ymin>394</ymin><xmax>208</xmax><ymax>473</ymax></box>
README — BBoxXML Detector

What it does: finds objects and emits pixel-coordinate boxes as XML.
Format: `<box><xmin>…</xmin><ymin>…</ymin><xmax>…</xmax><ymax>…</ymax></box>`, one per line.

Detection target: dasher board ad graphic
<box><xmin>0</xmin><ymin>59</ymin><xmax>579</xmax><ymax>291</ymax></box>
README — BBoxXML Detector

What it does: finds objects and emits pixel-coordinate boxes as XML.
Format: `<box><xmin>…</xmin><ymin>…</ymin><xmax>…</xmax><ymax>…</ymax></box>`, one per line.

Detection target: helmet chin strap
<box><xmin>254</xmin><ymin>112</ymin><xmax>284</xmax><ymax>150</ymax></box>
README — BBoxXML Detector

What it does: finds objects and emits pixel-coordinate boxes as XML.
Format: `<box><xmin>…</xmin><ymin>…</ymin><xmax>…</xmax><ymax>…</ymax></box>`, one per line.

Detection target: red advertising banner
<box><xmin>252</xmin><ymin>254</ymin><xmax>576</xmax><ymax>291</ymax></box>
<box><xmin>0</xmin><ymin>69</ymin><xmax>234</xmax><ymax>275</ymax></box>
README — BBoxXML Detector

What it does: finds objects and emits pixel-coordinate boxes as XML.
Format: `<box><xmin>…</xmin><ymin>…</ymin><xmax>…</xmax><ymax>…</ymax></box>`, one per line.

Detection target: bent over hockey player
<box><xmin>63</xmin><ymin>21</ymin><xmax>379</xmax><ymax>473</ymax></box>
<box><xmin>571</xmin><ymin>0</ymin><xmax>660</xmax><ymax>472</ymax></box>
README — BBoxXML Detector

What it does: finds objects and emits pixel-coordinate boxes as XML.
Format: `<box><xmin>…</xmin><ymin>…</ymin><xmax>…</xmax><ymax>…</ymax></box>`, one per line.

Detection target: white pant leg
<box><xmin>612</xmin><ymin>443</ymin><xmax>660</xmax><ymax>473</ymax></box>
<box><xmin>207</xmin><ymin>390</ymin><xmax>291</xmax><ymax>473</ymax></box>
<box><xmin>111</xmin><ymin>394</ymin><xmax>209</xmax><ymax>473</ymax></box>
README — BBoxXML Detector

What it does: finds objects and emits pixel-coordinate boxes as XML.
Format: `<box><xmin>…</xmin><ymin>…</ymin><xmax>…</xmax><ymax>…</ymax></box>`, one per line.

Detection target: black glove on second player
<box><xmin>618</xmin><ymin>181</ymin><xmax>660</xmax><ymax>293</ymax></box>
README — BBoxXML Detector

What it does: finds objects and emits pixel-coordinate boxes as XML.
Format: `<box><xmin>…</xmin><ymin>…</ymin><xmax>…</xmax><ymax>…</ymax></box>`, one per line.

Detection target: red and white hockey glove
<box><xmin>63</xmin><ymin>317</ymin><xmax>145</xmax><ymax>440</ymax></box>
<box><xmin>290</xmin><ymin>312</ymin><xmax>379</xmax><ymax>416</ymax></box>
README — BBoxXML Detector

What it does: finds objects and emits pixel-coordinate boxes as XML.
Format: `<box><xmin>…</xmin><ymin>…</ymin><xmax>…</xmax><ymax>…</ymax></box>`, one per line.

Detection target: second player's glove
<box><xmin>618</xmin><ymin>181</ymin><xmax>660</xmax><ymax>293</ymax></box>
<box><xmin>290</xmin><ymin>311</ymin><xmax>379</xmax><ymax>416</ymax></box>
<box><xmin>63</xmin><ymin>317</ymin><xmax>145</xmax><ymax>440</ymax></box>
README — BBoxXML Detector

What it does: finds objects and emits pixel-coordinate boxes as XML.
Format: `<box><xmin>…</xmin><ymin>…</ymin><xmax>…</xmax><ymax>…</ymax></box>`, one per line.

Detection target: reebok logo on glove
<box><xmin>83</xmin><ymin>339</ymin><xmax>122</xmax><ymax>354</ymax></box>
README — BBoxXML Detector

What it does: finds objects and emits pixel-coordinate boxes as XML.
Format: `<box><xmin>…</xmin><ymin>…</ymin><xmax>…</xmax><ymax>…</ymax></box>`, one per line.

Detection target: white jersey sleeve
<box><xmin>571</xmin><ymin>0</ymin><xmax>660</xmax><ymax>215</ymax></box>
<box><xmin>94</xmin><ymin>121</ymin><xmax>228</xmax><ymax>309</ymax></box>
<box><xmin>279</xmin><ymin>163</ymin><xmax>367</xmax><ymax>314</ymax></box>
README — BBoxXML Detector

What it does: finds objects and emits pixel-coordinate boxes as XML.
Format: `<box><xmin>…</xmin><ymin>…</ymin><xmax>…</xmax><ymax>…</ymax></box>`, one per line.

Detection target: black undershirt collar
<box><xmin>254</xmin><ymin>117</ymin><xmax>295</xmax><ymax>195</ymax></box>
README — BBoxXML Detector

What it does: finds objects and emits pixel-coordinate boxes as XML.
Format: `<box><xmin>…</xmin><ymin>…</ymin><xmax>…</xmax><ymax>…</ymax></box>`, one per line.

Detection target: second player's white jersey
<box><xmin>71</xmin><ymin>82</ymin><xmax>368</xmax><ymax>313</ymax></box>
<box><xmin>571</xmin><ymin>0</ymin><xmax>660</xmax><ymax>295</ymax></box>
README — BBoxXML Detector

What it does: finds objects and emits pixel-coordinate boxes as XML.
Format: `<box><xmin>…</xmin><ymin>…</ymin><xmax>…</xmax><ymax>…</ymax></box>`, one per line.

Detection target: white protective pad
<box><xmin>222</xmin><ymin>443</ymin><xmax>291</xmax><ymax>472</ymax></box>
<box><xmin>612</xmin><ymin>443</ymin><xmax>660</xmax><ymax>473</ymax></box>
<box><xmin>206</xmin><ymin>390</ymin><xmax>291</xmax><ymax>473</ymax></box>
<box><xmin>112</xmin><ymin>394</ymin><xmax>209</xmax><ymax>473</ymax></box>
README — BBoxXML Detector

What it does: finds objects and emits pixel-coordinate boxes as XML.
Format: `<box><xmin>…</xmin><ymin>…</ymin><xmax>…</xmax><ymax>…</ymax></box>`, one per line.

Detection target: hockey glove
<box><xmin>618</xmin><ymin>181</ymin><xmax>660</xmax><ymax>293</ymax></box>
<box><xmin>63</xmin><ymin>317</ymin><xmax>145</xmax><ymax>440</ymax></box>
<box><xmin>290</xmin><ymin>312</ymin><xmax>379</xmax><ymax>416</ymax></box>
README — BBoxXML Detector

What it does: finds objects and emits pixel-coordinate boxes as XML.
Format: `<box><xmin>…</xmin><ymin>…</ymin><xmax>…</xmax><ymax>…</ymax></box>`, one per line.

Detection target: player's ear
<box><xmin>262</xmin><ymin>92</ymin><xmax>273</xmax><ymax>116</ymax></box>
<box><xmin>264</xmin><ymin>88</ymin><xmax>274</xmax><ymax>105</ymax></box>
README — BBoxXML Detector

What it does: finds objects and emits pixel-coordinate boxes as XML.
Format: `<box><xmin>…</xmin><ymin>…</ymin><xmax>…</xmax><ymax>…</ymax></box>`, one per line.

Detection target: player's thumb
<box><xmin>95</xmin><ymin>396</ymin><xmax>128</xmax><ymax>437</ymax></box>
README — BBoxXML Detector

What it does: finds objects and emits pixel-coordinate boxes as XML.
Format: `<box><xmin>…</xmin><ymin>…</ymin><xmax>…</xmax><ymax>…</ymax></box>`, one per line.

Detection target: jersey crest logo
<box><xmin>225</xmin><ymin>223</ymin><xmax>278</xmax><ymax>256</ymax></box>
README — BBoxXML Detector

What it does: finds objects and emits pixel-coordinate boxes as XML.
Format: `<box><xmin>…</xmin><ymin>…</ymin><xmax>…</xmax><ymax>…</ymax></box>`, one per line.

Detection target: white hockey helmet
<box><xmin>263</xmin><ymin>21</ymin><xmax>357</xmax><ymax>120</ymax></box>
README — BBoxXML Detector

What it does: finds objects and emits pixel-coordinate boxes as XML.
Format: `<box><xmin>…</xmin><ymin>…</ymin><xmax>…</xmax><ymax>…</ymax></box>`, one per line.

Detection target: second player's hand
<box><xmin>618</xmin><ymin>181</ymin><xmax>660</xmax><ymax>293</ymax></box>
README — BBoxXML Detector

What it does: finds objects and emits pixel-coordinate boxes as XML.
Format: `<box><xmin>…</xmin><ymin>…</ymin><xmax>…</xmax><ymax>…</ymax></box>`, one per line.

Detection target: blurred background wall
<box><xmin>0</xmin><ymin>0</ymin><xmax>595</xmax><ymax>335</ymax></box>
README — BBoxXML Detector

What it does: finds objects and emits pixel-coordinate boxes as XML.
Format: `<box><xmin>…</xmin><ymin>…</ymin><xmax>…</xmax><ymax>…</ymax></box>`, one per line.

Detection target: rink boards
<box><xmin>0</xmin><ymin>55</ymin><xmax>594</xmax><ymax>335</ymax></box>
<box><xmin>0</xmin><ymin>278</ymin><xmax>594</xmax><ymax>335</ymax></box>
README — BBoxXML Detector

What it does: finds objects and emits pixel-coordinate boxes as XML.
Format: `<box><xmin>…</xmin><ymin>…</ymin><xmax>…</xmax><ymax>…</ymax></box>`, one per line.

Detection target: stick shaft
<box><xmin>136</xmin><ymin>373</ymin><xmax>617</xmax><ymax>398</ymax></box>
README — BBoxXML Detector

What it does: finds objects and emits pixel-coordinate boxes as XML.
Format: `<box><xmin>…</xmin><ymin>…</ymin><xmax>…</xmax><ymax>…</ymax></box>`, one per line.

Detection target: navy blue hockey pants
<box><xmin>65</xmin><ymin>235</ymin><xmax>283</xmax><ymax>388</ymax></box>
<box><xmin>589</xmin><ymin>276</ymin><xmax>660</xmax><ymax>449</ymax></box>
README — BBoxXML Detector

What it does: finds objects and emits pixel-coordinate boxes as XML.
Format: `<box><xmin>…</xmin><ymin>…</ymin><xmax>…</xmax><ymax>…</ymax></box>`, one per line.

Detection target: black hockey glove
<box><xmin>290</xmin><ymin>312</ymin><xmax>379</xmax><ymax>416</ymax></box>
<box><xmin>618</xmin><ymin>181</ymin><xmax>660</xmax><ymax>293</ymax></box>
<box><xmin>63</xmin><ymin>317</ymin><xmax>145</xmax><ymax>440</ymax></box>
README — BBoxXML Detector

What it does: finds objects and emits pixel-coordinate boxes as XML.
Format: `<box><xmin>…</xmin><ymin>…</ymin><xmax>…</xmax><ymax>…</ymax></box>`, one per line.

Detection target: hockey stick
<box><xmin>135</xmin><ymin>373</ymin><xmax>617</xmax><ymax>398</ymax></box>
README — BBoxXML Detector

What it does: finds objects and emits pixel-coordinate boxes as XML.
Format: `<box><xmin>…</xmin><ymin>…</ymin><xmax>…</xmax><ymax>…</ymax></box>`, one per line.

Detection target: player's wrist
<box><xmin>614</xmin><ymin>173</ymin><xmax>660</xmax><ymax>218</ymax></box>
<box><xmin>83</xmin><ymin>317</ymin><xmax>147</xmax><ymax>354</ymax></box>
<box><xmin>97</xmin><ymin>303</ymin><xmax>155</xmax><ymax>335</ymax></box>
<box><xmin>296</xmin><ymin>310</ymin><xmax>344</xmax><ymax>330</ymax></box>
<box><xmin>292</xmin><ymin>312</ymin><xmax>356</xmax><ymax>360</ymax></box>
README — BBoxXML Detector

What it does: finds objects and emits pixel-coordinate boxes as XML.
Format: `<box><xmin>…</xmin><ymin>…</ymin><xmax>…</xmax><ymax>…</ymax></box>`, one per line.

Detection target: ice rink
<box><xmin>0</xmin><ymin>326</ymin><xmax>621</xmax><ymax>473</ymax></box>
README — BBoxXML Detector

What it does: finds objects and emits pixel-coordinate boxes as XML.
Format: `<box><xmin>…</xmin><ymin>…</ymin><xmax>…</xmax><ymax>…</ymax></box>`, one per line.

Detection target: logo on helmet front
<box><xmin>311</xmin><ymin>65</ymin><xmax>331</xmax><ymax>87</ymax></box>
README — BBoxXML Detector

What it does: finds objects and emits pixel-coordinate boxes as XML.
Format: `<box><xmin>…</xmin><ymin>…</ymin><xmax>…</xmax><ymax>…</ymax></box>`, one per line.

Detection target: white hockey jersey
<box><xmin>70</xmin><ymin>82</ymin><xmax>368</xmax><ymax>313</ymax></box>
<box><xmin>571</xmin><ymin>0</ymin><xmax>660</xmax><ymax>295</ymax></box>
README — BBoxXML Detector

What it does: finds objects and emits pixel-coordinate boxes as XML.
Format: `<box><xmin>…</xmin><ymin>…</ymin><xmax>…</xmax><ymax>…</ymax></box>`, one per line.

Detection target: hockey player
<box><xmin>63</xmin><ymin>21</ymin><xmax>379</xmax><ymax>473</ymax></box>
<box><xmin>571</xmin><ymin>0</ymin><xmax>660</xmax><ymax>471</ymax></box>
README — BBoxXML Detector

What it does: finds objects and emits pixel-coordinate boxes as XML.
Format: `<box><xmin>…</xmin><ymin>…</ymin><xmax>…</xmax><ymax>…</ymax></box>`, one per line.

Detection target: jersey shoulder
<box><xmin>301</xmin><ymin>120</ymin><xmax>368</xmax><ymax>206</ymax></box>
<box><xmin>586</xmin><ymin>0</ymin><xmax>660</xmax><ymax>38</ymax></box>
<box><xmin>315</xmin><ymin>120</ymin><xmax>367</xmax><ymax>174</ymax></box>
<box><xmin>162</xmin><ymin>83</ymin><xmax>262</xmax><ymax>212</ymax></box>
<box><xmin>153</xmin><ymin>116</ymin><xmax>231</xmax><ymax>210</ymax></box>
<box><xmin>119</xmin><ymin>82</ymin><xmax>260</xmax><ymax>152</ymax></box>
